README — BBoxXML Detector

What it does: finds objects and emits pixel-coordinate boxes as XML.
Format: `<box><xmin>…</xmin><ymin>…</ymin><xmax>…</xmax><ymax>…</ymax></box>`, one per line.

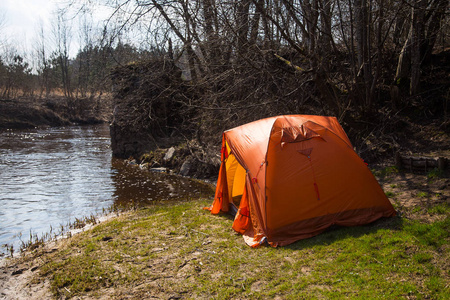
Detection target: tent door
<box><xmin>225</xmin><ymin>145</ymin><xmax>246</xmax><ymax>209</ymax></box>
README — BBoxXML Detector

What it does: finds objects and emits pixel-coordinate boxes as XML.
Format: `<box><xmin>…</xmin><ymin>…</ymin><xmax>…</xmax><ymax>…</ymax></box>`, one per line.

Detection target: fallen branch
<box><xmin>274</xmin><ymin>54</ymin><xmax>310</xmax><ymax>73</ymax></box>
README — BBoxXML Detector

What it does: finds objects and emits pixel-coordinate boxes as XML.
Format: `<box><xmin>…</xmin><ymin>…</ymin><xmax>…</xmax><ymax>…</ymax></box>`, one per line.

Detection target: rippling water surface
<box><xmin>0</xmin><ymin>125</ymin><xmax>213</xmax><ymax>254</ymax></box>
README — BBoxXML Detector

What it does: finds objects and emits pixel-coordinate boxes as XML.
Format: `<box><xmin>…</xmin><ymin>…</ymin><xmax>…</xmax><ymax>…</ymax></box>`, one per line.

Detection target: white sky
<box><xmin>0</xmin><ymin>0</ymin><xmax>56</xmax><ymax>50</ymax></box>
<box><xmin>0</xmin><ymin>0</ymin><xmax>113</xmax><ymax>60</ymax></box>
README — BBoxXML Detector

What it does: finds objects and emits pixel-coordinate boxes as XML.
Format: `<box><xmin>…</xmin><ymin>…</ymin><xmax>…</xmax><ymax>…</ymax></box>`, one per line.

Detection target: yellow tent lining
<box><xmin>225</xmin><ymin>141</ymin><xmax>246</xmax><ymax>202</ymax></box>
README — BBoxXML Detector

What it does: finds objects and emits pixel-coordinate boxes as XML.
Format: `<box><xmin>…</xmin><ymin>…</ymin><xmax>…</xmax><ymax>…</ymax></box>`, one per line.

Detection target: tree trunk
<box><xmin>300</xmin><ymin>0</ymin><xmax>319</xmax><ymax>57</ymax></box>
<box><xmin>354</xmin><ymin>0</ymin><xmax>373</xmax><ymax>109</ymax></box>
<box><xmin>395</xmin><ymin>31</ymin><xmax>412</xmax><ymax>83</ymax></box>
<box><xmin>249</xmin><ymin>0</ymin><xmax>262</xmax><ymax>46</ymax></box>
<box><xmin>319</xmin><ymin>0</ymin><xmax>332</xmax><ymax>54</ymax></box>
<box><xmin>422</xmin><ymin>0</ymin><xmax>449</xmax><ymax>63</ymax></box>
<box><xmin>236</xmin><ymin>0</ymin><xmax>251</xmax><ymax>65</ymax></box>
<box><xmin>202</xmin><ymin>0</ymin><xmax>219</xmax><ymax>71</ymax></box>
<box><xmin>410</xmin><ymin>0</ymin><xmax>426</xmax><ymax>96</ymax></box>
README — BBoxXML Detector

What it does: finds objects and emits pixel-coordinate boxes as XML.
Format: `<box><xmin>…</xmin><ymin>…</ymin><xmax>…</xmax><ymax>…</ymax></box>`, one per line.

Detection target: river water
<box><xmin>0</xmin><ymin>125</ymin><xmax>214</xmax><ymax>255</ymax></box>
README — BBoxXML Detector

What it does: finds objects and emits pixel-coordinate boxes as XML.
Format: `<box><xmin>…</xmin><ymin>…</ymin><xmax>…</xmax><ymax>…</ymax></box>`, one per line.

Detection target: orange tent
<box><xmin>206</xmin><ymin>115</ymin><xmax>396</xmax><ymax>247</ymax></box>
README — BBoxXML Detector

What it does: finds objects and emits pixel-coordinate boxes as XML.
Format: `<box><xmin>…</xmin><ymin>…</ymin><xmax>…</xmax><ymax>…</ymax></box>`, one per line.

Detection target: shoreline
<box><xmin>0</xmin><ymin>160</ymin><xmax>217</xmax><ymax>259</ymax></box>
<box><xmin>0</xmin><ymin>209</ymin><xmax>133</xmax><ymax>299</ymax></box>
<box><xmin>0</xmin><ymin>96</ymin><xmax>112</xmax><ymax>130</ymax></box>
<box><xmin>0</xmin><ymin>211</ymin><xmax>119</xmax><ymax>260</ymax></box>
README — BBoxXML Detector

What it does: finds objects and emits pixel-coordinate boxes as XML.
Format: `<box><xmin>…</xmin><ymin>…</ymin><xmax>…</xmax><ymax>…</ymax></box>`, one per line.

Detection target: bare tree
<box><xmin>76</xmin><ymin>13</ymin><xmax>94</xmax><ymax>98</ymax></box>
<box><xmin>52</xmin><ymin>9</ymin><xmax>73</xmax><ymax>98</ymax></box>
<box><xmin>0</xmin><ymin>11</ymin><xmax>7</xmax><ymax>47</ymax></box>
<box><xmin>396</xmin><ymin>0</ymin><xmax>449</xmax><ymax>96</ymax></box>
<box><xmin>75</xmin><ymin>0</ymin><xmax>448</xmax><ymax>121</ymax></box>
<box><xmin>35</xmin><ymin>20</ymin><xmax>52</xmax><ymax>97</ymax></box>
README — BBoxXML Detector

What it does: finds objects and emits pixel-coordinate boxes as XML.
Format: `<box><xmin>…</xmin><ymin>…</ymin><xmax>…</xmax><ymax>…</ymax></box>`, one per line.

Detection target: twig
<box><xmin>191</xmin><ymin>229</ymin><xmax>208</xmax><ymax>236</ymax></box>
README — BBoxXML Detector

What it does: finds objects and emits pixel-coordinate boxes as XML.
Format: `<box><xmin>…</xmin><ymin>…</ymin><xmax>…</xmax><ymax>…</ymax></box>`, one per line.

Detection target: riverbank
<box><xmin>0</xmin><ymin>96</ymin><xmax>113</xmax><ymax>129</ymax></box>
<box><xmin>1</xmin><ymin>168</ymin><xmax>448</xmax><ymax>299</ymax></box>
<box><xmin>0</xmin><ymin>212</ymin><xmax>117</xmax><ymax>299</ymax></box>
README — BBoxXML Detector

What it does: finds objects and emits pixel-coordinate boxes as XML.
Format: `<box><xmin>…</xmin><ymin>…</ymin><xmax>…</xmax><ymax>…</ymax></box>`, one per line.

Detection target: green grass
<box><xmin>34</xmin><ymin>198</ymin><xmax>449</xmax><ymax>299</ymax></box>
<box><xmin>427</xmin><ymin>168</ymin><xmax>445</xmax><ymax>181</ymax></box>
<box><xmin>417</xmin><ymin>191</ymin><xmax>430</xmax><ymax>198</ymax></box>
<box><xmin>385</xmin><ymin>191</ymin><xmax>396</xmax><ymax>198</ymax></box>
<box><xmin>373</xmin><ymin>166</ymin><xmax>399</xmax><ymax>179</ymax></box>
<box><xmin>412</xmin><ymin>206</ymin><xmax>423</xmax><ymax>213</ymax></box>
<box><xmin>428</xmin><ymin>203</ymin><xmax>450</xmax><ymax>215</ymax></box>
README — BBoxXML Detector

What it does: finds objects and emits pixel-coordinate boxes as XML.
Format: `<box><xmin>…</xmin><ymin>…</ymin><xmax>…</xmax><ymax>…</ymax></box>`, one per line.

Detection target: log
<box><xmin>395</xmin><ymin>152</ymin><xmax>447</xmax><ymax>172</ymax></box>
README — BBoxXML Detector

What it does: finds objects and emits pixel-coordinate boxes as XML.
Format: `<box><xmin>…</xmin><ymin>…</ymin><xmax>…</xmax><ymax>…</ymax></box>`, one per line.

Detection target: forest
<box><xmin>1</xmin><ymin>0</ymin><xmax>449</xmax><ymax>163</ymax></box>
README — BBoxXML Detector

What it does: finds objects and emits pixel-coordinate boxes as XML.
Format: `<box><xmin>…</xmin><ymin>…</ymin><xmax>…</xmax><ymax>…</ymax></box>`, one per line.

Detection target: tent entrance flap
<box><xmin>225</xmin><ymin>148</ymin><xmax>246</xmax><ymax>205</ymax></box>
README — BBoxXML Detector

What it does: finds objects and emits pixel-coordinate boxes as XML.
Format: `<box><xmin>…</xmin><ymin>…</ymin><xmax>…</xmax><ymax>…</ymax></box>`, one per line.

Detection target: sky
<box><xmin>0</xmin><ymin>0</ymin><xmax>113</xmax><ymax>60</ymax></box>
<box><xmin>0</xmin><ymin>0</ymin><xmax>56</xmax><ymax>51</ymax></box>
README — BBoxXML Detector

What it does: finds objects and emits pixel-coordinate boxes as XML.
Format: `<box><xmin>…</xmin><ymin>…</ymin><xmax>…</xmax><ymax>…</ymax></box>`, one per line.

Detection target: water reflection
<box><xmin>111</xmin><ymin>158</ymin><xmax>214</xmax><ymax>206</ymax></box>
<box><xmin>0</xmin><ymin>125</ymin><xmax>214</xmax><ymax>255</ymax></box>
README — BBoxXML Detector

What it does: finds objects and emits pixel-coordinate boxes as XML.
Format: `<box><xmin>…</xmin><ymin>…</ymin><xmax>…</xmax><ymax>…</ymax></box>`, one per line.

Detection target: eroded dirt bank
<box><xmin>0</xmin><ymin>96</ymin><xmax>112</xmax><ymax>129</ymax></box>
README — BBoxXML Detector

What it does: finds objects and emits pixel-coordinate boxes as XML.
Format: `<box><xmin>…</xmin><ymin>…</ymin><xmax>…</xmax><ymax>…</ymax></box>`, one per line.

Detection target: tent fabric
<box><xmin>206</xmin><ymin>115</ymin><xmax>396</xmax><ymax>247</ymax></box>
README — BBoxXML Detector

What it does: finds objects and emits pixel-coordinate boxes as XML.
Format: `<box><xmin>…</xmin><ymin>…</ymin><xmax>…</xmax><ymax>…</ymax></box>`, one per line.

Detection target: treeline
<box><xmin>0</xmin><ymin>42</ymin><xmax>148</xmax><ymax>99</ymax></box>
<box><xmin>0</xmin><ymin>4</ymin><xmax>160</xmax><ymax>100</ymax></box>
<box><xmin>106</xmin><ymin>0</ymin><xmax>449</xmax><ymax>153</ymax></box>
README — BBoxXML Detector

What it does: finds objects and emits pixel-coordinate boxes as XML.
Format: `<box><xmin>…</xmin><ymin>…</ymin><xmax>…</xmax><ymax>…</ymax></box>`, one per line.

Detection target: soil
<box><xmin>378</xmin><ymin>171</ymin><xmax>449</xmax><ymax>223</ymax></box>
<box><xmin>0</xmin><ymin>96</ymin><xmax>113</xmax><ymax>129</ymax></box>
<box><xmin>0</xmin><ymin>252</ymin><xmax>52</xmax><ymax>299</ymax></box>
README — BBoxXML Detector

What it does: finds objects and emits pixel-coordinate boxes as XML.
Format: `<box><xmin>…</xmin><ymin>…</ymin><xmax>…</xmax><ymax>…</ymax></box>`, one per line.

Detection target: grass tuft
<box><xmin>427</xmin><ymin>168</ymin><xmax>445</xmax><ymax>181</ymax></box>
<box><xmin>385</xmin><ymin>191</ymin><xmax>396</xmax><ymax>198</ymax></box>
<box><xmin>428</xmin><ymin>203</ymin><xmax>450</xmax><ymax>215</ymax></box>
<box><xmin>373</xmin><ymin>166</ymin><xmax>399</xmax><ymax>179</ymax></box>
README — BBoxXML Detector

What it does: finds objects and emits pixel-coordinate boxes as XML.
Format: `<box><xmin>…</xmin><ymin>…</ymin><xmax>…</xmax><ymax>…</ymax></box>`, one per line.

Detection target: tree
<box><xmin>35</xmin><ymin>20</ymin><xmax>52</xmax><ymax>97</ymax></box>
<box><xmin>53</xmin><ymin>9</ymin><xmax>73</xmax><ymax>98</ymax></box>
<box><xmin>1</xmin><ymin>53</ymin><xmax>33</xmax><ymax>98</ymax></box>
<box><xmin>64</xmin><ymin>0</ymin><xmax>449</xmax><ymax>118</ymax></box>
<box><xmin>396</xmin><ymin>0</ymin><xmax>448</xmax><ymax>96</ymax></box>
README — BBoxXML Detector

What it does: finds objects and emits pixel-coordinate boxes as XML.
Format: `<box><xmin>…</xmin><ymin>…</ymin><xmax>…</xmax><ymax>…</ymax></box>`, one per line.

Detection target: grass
<box><xmin>385</xmin><ymin>191</ymin><xmax>396</xmax><ymax>198</ymax></box>
<box><xmin>28</xmin><ymin>198</ymin><xmax>449</xmax><ymax>299</ymax></box>
<box><xmin>372</xmin><ymin>166</ymin><xmax>399</xmax><ymax>179</ymax></box>
<box><xmin>427</xmin><ymin>168</ymin><xmax>445</xmax><ymax>181</ymax></box>
<box><xmin>428</xmin><ymin>203</ymin><xmax>450</xmax><ymax>215</ymax></box>
<box><xmin>1</xmin><ymin>213</ymin><xmax>101</xmax><ymax>258</ymax></box>
<box><xmin>417</xmin><ymin>191</ymin><xmax>430</xmax><ymax>198</ymax></box>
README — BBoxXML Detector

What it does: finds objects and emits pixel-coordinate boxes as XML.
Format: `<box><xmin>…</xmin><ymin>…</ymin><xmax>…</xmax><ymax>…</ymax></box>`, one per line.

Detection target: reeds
<box><xmin>2</xmin><ymin>213</ymin><xmax>100</xmax><ymax>258</ymax></box>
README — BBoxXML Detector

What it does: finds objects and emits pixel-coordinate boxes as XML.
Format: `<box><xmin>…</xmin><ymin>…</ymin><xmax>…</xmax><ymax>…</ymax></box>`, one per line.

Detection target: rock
<box><xmin>11</xmin><ymin>268</ymin><xmax>25</xmax><ymax>276</ymax></box>
<box><xmin>30</xmin><ymin>266</ymin><xmax>39</xmax><ymax>272</ymax></box>
<box><xmin>179</xmin><ymin>158</ymin><xmax>193</xmax><ymax>176</ymax></box>
<box><xmin>150</xmin><ymin>167</ymin><xmax>167</xmax><ymax>173</ymax></box>
<box><xmin>139</xmin><ymin>163</ymin><xmax>149</xmax><ymax>169</ymax></box>
<box><xmin>164</xmin><ymin>147</ymin><xmax>176</xmax><ymax>161</ymax></box>
<box><xmin>211</xmin><ymin>156</ymin><xmax>221</xmax><ymax>168</ymax></box>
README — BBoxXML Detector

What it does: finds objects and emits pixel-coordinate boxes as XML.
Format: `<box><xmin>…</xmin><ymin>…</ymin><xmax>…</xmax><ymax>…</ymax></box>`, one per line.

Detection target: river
<box><xmin>0</xmin><ymin>124</ymin><xmax>214</xmax><ymax>255</ymax></box>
